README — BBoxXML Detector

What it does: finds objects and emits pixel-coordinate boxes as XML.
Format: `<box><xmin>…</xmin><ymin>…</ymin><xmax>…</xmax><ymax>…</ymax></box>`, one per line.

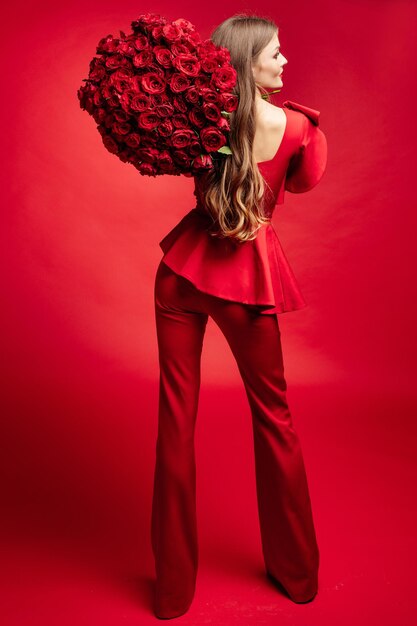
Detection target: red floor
<box><xmin>1</xmin><ymin>381</ymin><xmax>415</xmax><ymax>625</ymax></box>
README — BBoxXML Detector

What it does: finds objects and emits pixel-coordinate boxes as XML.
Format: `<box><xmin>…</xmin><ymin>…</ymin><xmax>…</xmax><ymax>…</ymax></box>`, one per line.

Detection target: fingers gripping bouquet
<box><xmin>77</xmin><ymin>13</ymin><xmax>239</xmax><ymax>177</ymax></box>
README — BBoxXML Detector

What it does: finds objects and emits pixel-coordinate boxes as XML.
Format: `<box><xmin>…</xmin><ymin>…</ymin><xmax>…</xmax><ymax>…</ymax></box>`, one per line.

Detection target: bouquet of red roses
<box><xmin>77</xmin><ymin>13</ymin><xmax>239</xmax><ymax>177</ymax></box>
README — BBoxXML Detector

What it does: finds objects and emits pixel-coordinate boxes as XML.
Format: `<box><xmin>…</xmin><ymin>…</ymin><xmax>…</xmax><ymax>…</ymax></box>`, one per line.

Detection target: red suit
<box><xmin>151</xmin><ymin>100</ymin><xmax>328</xmax><ymax>618</ymax></box>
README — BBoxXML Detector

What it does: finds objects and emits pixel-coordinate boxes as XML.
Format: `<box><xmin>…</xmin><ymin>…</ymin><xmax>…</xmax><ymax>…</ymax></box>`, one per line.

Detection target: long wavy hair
<box><xmin>202</xmin><ymin>14</ymin><xmax>279</xmax><ymax>243</ymax></box>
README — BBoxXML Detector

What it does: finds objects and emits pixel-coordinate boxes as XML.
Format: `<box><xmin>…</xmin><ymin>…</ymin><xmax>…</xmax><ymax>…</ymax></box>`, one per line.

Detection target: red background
<box><xmin>1</xmin><ymin>1</ymin><xmax>417</xmax><ymax>624</ymax></box>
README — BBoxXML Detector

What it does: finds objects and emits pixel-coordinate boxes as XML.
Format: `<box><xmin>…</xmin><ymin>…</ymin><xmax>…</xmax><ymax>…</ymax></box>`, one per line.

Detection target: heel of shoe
<box><xmin>266</xmin><ymin>570</ymin><xmax>318</xmax><ymax>604</ymax></box>
<box><xmin>154</xmin><ymin>599</ymin><xmax>193</xmax><ymax>620</ymax></box>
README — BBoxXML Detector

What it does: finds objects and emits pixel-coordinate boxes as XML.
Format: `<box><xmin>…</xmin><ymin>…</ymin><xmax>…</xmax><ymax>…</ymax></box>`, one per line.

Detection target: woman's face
<box><xmin>252</xmin><ymin>32</ymin><xmax>288</xmax><ymax>92</ymax></box>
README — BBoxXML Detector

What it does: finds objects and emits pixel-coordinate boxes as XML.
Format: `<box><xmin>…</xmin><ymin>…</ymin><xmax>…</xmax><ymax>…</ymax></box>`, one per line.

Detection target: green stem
<box><xmin>261</xmin><ymin>88</ymin><xmax>282</xmax><ymax>99</ymax></box>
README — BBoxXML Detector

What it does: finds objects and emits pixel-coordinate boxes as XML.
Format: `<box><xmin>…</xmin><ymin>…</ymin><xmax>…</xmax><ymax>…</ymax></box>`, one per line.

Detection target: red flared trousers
<box><xmin>151</xmin><ymin>260</ymin><xmax>319</xmax><ymax>619</ymax></box>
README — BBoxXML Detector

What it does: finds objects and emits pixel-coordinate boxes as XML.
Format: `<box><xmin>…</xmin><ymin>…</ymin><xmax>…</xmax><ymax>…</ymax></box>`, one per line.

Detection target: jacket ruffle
<box><xmin>282</xmin><ymin>100</ymin><xmax>328</xmax><ymax>193</ymax></box>
<box><xmin>159</xmin><ymin>209</ymin><xmax>307</xmax><ymax>315</ymax></box>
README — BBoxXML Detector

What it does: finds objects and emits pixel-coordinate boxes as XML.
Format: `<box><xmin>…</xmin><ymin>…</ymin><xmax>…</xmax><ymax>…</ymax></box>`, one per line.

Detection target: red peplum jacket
<box><xmin>158</xmin><ymin>100</ymin><xmax>328</xmax><ymax>315</ymax></box>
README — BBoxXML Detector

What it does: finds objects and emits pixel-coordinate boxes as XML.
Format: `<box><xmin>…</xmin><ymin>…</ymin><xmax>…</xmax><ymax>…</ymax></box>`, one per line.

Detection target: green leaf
<box><xmin>217</xmin><ymin>145</ymin><xmax>232</xmax><ymax>155</ymax></box>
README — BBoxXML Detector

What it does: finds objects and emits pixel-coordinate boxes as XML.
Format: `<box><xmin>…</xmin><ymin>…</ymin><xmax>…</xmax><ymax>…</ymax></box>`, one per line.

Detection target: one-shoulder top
<box><xmin>158</xmin><ymin>100</ymin><xmax>328</xmax><ymax>314</ymax></box>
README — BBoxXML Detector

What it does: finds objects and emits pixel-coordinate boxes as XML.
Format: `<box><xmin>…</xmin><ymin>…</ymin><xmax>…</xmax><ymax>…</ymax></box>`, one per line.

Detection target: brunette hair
<box><xmin>203</xmin><ymin>13</ymin><xmax>278</xmax><ymax>243</ymax></box>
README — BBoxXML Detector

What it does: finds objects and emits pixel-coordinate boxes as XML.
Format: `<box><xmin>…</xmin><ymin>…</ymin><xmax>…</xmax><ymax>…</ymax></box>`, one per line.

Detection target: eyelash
<box><xmin>274</xmin><ymin>51</ymin><xmax>280</xmax><ymax>58</ymax></box>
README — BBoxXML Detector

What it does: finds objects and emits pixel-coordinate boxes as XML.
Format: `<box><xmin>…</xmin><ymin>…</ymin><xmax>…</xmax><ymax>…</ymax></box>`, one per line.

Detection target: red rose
<box><xmin>132</xmin><ymin>13</ymin><xmax>164</xmax><ymax>32</ymax></box>
<box><xmin>92</xmin><ymin>90</ymin><xmax>104</xmax><ymax>107</ymax></box>
<box><xmin>135</xmin><ymin>160</ymin><xmax>158</xmax><ymax>176</ymax></box>
<box><xmin>186</xmin><ymin>32</ymin><xmax>201</xmax><ymax>48</ymax></box>
<box><xmin>200</xmin><ymin>127</ymin><xmax>226</xmax><ymax>152</ymax></box>
<box><xmin>113</xmin><ymin>109</ymin><xmax>130</xmax><ymax>122</ymax></box>
<box><xmin>129</xmin><ymin>76</ymin><xmax>141</xmax><ymax>92</ymax></box>
<box><xmin>171</xmin><ymin>18</ymin><xmax>195</xmax><ymax>33</ymax></box>
<box><xmin>130</xmin><ymin>93</ymin><xmax>149</xmax><ymax>111</ymax></box>
<box><xmin>172</xmin><ymin>149</ymin><xmax>192</xmax><ymax>168</ymax></box>
<box><xmin>118</xmin><ymin>149</ymin><xmax>131</xmax><ymax>163</ymax></box>
<box><xmin>194</xmin><ymin>75</ymin><xmax>211</xmax><ymax>90</ymax></box>
<box><xmin>92</xmin><ymin>107</ymin><xmax>106</xmax><ymax>124</ymax></box>
<box><xmin>125</xmin><ymin>133</ymin><xmax>141</xmax><ymax>148</ymax></box>
<box><xmin>171</xmin><ymin>42</ymin><xmax>192</xmax><ymax>56</ymax></box>
<box><xmin>171</xmin><ymin>128</ymin><xmax>195</xmax><ymax>149</ymax></box>
<box><xmin>211</xmin><ymin>66</ymin><xmax>237</xmax><ymax>91</ymax></box>
<box><xmin>133</xmin><ymin>49</ymin><xmax>155</xmax><ymax>68</ymax></box>
<box><xmin>216</xmin><ymin>47</ymin><xmax>232</xmax><ymax>64</ymax></box>
<box><xmin>150</xmin><ymin>25</ymin><xmax>165</xmax><ymax>41</ymax></box>
<box><xmin>170</xmin><ymin>73</ymin><xmax>191</xmax><ymax>93</ymax></box>
<box><xmin>153</xmin><ymin>46</ymin><xmax>173</xmax><ymax>67</ymax></box>
<box><xmin>172</xmin><ymin>113</ymin><xmax>189</xmax><ymax>128</ymax></box>
<box><xmin>104</xmin><ymin>112</ymin><xmax>115</xmax><ymax>127</ymax></box>
<box><xmin>198</xmin><ymin>40</ymin><xmax>217</xmax><ymax>56</ymax></box>
<box><xmin>154</xmin><ymin>102</ymin><xmax>175</xmax><ymax>117</ymax></box>
<box><xmin>105</xmin><ymin>53</ymin><xmax>125</xmax><ymax>70</ymax></box>
<box><xmin>172</xmin><ymin>95</ymin><xmax>188</xmax><ymax>113</ymax></box>
<box><xmin>117</xmin><ymin>39</ymin><xmax>136</xmax><ymax>56</ymax></box>
<box><xmin>202</xmin><ymin>102</ymin><xmax>221</xmax><ymax>123</ymax></box>
<box><xmin>199</xmin><ymin>87</ymin><xmax>219</xmax><ymax>103</ymax></box>
<box><xmin>133</xmin><ymin>35</ymin><xmax>149</xmax><ymax>50</ymax></box>
<box><xmin>217</xmin><ymin>116</ymin><xmax>230</xmax><ymax>132</ymax></box>
<box><xmin>192</xmin><ymin>154</ymin><xmax>213</xmax><ymax>172</ymax></box>
<box><xmin>78</xmin><ymin>89</ymin><xmax>92</xmax><ymax>113</ymax></box>
<box><xmin>189</xmin><ymin>107</ymin><xmax>206</xmax><ymax>128</ymax></box>
<box><xmin>137</xmin><ymin>146</ymin><xmax>160</xmax><ymax>163</ymax></box>
<box><xmin>172</xmin><ymin>54</ymin><xmax>201</xmax><ymax>77</ymax></box>
<box><xmin>189</xmin><ymin>140</ymin><xmax>203</xmax><ymax>156</ymax></box>
<box><xmin>200</xmin><ymin>54</ymin><xmax>218</xmax><ymax>74</ymax></box>
<box><xmin>109</xmin><ymin>69</ymin><xmax>134</xmax><ymax>93</ymax></box>
<box><xmin>162</xmin><ymin>23</ymin><xmax>182</xmax><ymax>43</ymax></box>
<box><xmin>149</xmin><ymin>93</ymin><xmax>167</xmax><ymax>107</ymax></box>
<box><xmin>221</xmin><ymin>93</ymin><xmax>238</xmax><ymax>112</ymax></box>
<box><xmin>88</xmin><ymin>59</ymin><xmax>107</xmax><ymax>82</ymax></box>
<box><xmin>102</xmin><ymin>94</ymin><xmax>119</xmax><ymax>108</ymax></box>
<box><xmin>157</xmin><ymin>150</ymin><xmax>175</xmax><ymax>169</ymax></box>
<box><xmin>158</xmin><ymin>120</ymin><xmax>174</xmax><ymax>137</ymax></box>
<box><xmin>141</xmin><ymin>137</ymin><xmax>158</xmax><ymax>149</ymax></box>
<box><xmin>102</xmin><ymin>134</ymin><xmax>119</xmax><ymax>153</ymax></box>
<box><xmin>111</xmin><ymin>67</ymin><xmax>134</xmax><ymax>81</ymax></box>
<box><xmin>138</xmin><ymin>111</ymin><xmax>160</xmax><ymax>130</ymax></box>
<box><xmin>112</xmin><ymin>122</ymin><xmax>131</xmax><ymax>135</ymax></box>
<box><xmin>96</xmin><ymin>35</ymin><xmax>119</xmax><ymax>55</ymax></box>
<box><xmin>184</xmin><ymin>86</ymin><xmax>199</xmax><ymax>104</ymax></box>
<box><xmin>100</xmin><ymin>83</ymin><xmax>113</xmax><ymax>99</ymax></box>
<box><xmin>141</xmin><ymin>72</ymin><xmax>166</xmax><ymax>94</ymax></box>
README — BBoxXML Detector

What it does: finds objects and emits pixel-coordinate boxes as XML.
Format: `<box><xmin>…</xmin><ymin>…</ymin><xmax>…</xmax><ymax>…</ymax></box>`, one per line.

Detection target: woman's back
<box><xmin>253</xmin><ymin>101</ymin><xmax>288</xmax><ymax>164</ymax></box>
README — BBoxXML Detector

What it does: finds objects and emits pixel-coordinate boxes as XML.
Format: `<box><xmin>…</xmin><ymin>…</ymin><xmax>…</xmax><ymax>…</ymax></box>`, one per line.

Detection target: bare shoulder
<box><xmin>256</xmin><ymin>100</ymin><xmax>286</xmax><ymax>130</ymax></box>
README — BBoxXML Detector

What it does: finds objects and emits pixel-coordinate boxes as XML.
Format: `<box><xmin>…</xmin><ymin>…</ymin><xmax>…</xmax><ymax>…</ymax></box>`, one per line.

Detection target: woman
<box><xmin>151</xmin><ymin>13</ymin><xmax>327</xmax><ymax>620</ymax></box>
